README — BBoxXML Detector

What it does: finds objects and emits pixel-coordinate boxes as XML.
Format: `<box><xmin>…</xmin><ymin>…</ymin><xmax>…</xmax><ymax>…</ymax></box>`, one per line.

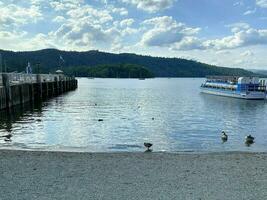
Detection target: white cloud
<box><xmin>166</xmin><ymin>23</ymin><xmax>267</xmax><ymax>51</ymax></box>
<box><xmin>256</xmin><ymin>0</ymin><xmax>267</xmax><ymax>8</ymax></box>
<box><xmin>1</xmin><ymin>0</ymin><xmax>267</xmax><ymax>69</ymax></box>
<box><xmin>141</xmin><ymin>16</ymin><xmax>200</xmax><ymax>47</ymax></box>
<box><xmin>110</xmin><ymin>7</ymin><xmax>128</xmax><ymax>16</ymax></box>
<box><xmin>48</xmin><ymin>3</ymin><xmax>133</xmax><ymax>51</ymax></box>
<box><xmin>53</xmin><ymin>16</ymin><xmax>66</xmax><ymax>23</ymax></box>
<box><xmin>171</xmin><ymin>37</ymin><xmax>203</xmax><ymax>50</ymax></box>
<box><xmin>203</xmin><ymin>26</ymin><xmax>267</xmax><ymax>50</ymax></box>
<box><xmin>0</xmin><ymin>0</ymin><xmax>134</xmax><ymax>52</ymax></box>
<box><xmin>215</xmin><ymin>50</ymin><xmax>231</xmax><ymax>55</ymax></box>
<box><xmin>50</xmin><ymin>0</ymin><xmax>84</xmax><ymax>11</ymax></box>
<box><xmin>22</xmin><ymin>33</ymin><xmax>56</xmax><ymax>50</ymax></box>
<box><xmin>233</xmin><ymin>1</ymin><xmax>244</xmax><ymax>6</ymax></box>
<box><xmin>241</xmin><ymin>50</ymin><xmax>254</xmax><ymax>57</ymax></box>
<box><xmin>243</xmin><ymin>8</ymin><xmax>256</xmax><ymax>15</ymax></box>
<box><xmin>121</xmin><ymin>0</ymin><xmax>175</xmax><ymax>13</ymax></box>
<box><xmin>120</xmin><ymin>18</ymin><xmax>135</xmax><ymax>27</ymax></box>
<box><xmin>53</xmin><ymin>21</ymin><xmax>110</xmax><ymax>47</ymax></box>
<box><xmin>0</xmin><ymin>3</ymin><xmax>43</xmax><ymax>27</ymax></box>
<box><xmin>66</xmin><ymin>5</ymin><xmax>113</xmax><ymax>24</ymax></box>
<box><xmin>0</xmin><ymin>30</ymin><xmax>27</xmax><ymax>39</ymax></box>
<box><xmin>226</xmin><ymin>22</ymin><xmax>250</xmax><ymax>33</ymax></box>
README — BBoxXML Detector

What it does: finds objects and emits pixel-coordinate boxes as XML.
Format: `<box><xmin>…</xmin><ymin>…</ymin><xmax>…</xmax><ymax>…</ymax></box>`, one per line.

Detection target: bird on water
<box><xmin>144</xmin><ymin>142</ymin><xmax>153</xmax><ymax>151</ymax></box>
<box><xmin>221</xmin><ymin>131</ymin><xmax>228</xmax><ymax>141</ymax></box>
<box><xmin>1</xmin><ymin>133</ymin><xmax>12</xmax><ymax>142</ymax></box>
<box><xmin>245</xmin><ymin>135</ymin><xmax>254</xmax><ymax>144</ymax></box>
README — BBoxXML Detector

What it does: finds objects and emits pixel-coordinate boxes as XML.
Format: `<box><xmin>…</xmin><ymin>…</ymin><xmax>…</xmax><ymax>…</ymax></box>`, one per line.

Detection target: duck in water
<box><xmin>144</xmin><ymin>143</ymin><xmax>153</xmax><ymax>152</ymax></box>
<box><xmin>1</xmin><ymin>133</ymin><xmax>12</xmax><ymax>142</ymax></box>
<box><xmin>245</xmin><ymin>135</ymin><xmax>254</xmax><ymax>144</ymax></box>
<box><xmin>221</xmin><ymin>131</ymin><xmax>228</xmax><ymax>142</ymax></box>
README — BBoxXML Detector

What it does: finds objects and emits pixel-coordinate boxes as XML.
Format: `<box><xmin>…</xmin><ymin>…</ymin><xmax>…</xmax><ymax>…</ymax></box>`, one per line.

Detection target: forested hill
<box><xmin>0</xmin><ymin>49</ymin><xmax>258</xmax><ymax>77</ymax></box>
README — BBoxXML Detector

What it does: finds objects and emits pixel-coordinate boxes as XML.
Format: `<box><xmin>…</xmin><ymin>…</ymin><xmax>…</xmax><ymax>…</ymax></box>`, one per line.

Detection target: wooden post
<box><xmin>29</xmin><ymin>84</ymin><xmax>34</xmax><ymax>102</ymax></box>
<box><xmin>51</xmin><ymin>82</ymin><xmax>54</xmax><ymax>97</ymax></box>
<box><xmin>36</xmin><ymin>74</ymin><xmax>42</xmax><ymax>101</ymax></box>
<box><xmin>2</xmin><ymin>73</ymin><xmax>12</xmax><ymax>108</ymax></box>
<box><xmin>19</xmin><ymin>84</ymin><xmax>23</xmax><ymax>105</ymax></box>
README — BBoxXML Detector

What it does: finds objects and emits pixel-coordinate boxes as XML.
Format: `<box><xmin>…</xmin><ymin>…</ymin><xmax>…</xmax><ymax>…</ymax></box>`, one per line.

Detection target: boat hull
<box><xmin>200</xmin><ymin>87</ymin><xmax>266</xmax><ymax>100</ymax></box>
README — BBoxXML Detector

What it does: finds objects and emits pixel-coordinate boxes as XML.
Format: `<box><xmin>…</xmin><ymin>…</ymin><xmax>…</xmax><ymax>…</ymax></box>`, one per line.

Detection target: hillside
<box><xmin>0</xmin><ymin>49</ymin><xmax>258</xmax><ymax>77</ymax></box>
<box><xmin>250</xmin><ymin>69</ymin><xmax>267</xmax><ymax>76</ymax></box>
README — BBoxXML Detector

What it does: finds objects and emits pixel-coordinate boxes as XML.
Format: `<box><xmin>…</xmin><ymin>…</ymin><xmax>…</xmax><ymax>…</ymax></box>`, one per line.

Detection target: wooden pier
<box><xmin>0</xmin><ymin>73</ymin><xmax>77</xmax><ymax>110</ymax></box>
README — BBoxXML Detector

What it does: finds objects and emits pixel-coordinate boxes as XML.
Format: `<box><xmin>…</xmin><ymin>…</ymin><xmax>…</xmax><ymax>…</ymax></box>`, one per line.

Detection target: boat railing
<box><xmin>241</xmin><ymin>85</ymin><xmax>266</xmax><ymax>92</ymax></box>
<box><xmin>202</xmin><ymin>82</ymin><xmax>267</xmax><ymax>93</ymax></box>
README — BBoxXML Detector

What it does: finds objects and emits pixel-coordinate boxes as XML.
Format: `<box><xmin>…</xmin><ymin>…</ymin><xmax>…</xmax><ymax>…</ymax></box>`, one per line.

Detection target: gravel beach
<box><xmin>0</xmin><ymin>150</ymin><xmax>267</xmax><ymax>200</ymax></box>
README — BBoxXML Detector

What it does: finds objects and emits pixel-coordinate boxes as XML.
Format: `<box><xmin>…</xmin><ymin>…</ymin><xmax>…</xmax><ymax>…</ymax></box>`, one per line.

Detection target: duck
<box><xmin>144</xmin><ymin>142</ymin><xmax>153</xmax><ymax>151</ymax></box>
<box><xmin>1</xmin><ymin>133</ymin><xmax>12</xmax><ymax>142</ymax></box>
<box><xmin>245</xmin><ymin>135</ymin><xmax>254</xmax><ymax>143</ymax></box>
<box><xmin>221</xmin><ymin>131</ymin><xmax>228</xmax><ymax>141</ymax></box>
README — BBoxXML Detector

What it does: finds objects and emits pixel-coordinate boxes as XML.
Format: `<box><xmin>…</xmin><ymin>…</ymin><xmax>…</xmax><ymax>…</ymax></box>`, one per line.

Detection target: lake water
<box><xmin>1</xmin><ymin>78</ymin><xmax>267</xmax><ymax>152</ymax></box>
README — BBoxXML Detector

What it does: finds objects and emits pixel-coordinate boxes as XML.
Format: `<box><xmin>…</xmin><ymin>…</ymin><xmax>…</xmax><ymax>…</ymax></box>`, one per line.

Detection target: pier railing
<box><xmin>0</xmin><ymin>72</ymin><xmax>78</xmax><ymax>110</ymax></box>
<box><xmin>0</xmin><ymin>73</ymin><xmax>69</xmax><ymax>86</ymax></box>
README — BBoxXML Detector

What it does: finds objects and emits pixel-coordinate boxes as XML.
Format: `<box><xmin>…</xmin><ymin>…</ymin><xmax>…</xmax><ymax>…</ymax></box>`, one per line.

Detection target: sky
<box><xmin>0</xmin><ymin>0</ymin><xmax>267</xmax><ymax>69</ymax></box>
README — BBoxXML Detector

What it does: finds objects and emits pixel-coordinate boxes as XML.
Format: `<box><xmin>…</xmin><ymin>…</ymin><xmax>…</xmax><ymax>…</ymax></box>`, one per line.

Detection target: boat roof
<box><xmin>206</xmin><ymin>76</ymin><xmax>239</xmax><ymax>81</ymax></box>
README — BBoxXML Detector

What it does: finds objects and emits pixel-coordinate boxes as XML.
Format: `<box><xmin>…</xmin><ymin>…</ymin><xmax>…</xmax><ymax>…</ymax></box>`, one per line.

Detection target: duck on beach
<box><xmin>144</xmin><ymin>143</ymin><xmax>153</xmax><ymax>151</ymax></box>
<box><xmin>221</xmin><ymin>131</ymin><xmax>228</xmax><ymax>141</ymax></box>
<box><xmin>245</xmin><ymin>135</ymin><xmax>254</xmax><ymax>144</ymax></box>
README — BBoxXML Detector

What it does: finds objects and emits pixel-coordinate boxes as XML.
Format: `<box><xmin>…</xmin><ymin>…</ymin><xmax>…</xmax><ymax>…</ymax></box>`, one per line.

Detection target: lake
<box><xmin>1</xmin><ymin>78</ymin><xmax>267</xmax><ymax>152</ymax></box>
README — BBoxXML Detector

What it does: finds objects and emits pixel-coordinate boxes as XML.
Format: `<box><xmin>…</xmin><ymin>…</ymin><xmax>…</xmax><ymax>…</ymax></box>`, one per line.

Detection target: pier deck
<box><xmin>0</xmin><ymin>73</ymin><xmax>77</xmax><ymax>110</ymax></box>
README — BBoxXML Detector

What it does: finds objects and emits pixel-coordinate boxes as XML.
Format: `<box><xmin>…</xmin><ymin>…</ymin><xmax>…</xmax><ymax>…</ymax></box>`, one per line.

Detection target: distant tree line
<box><xmin>64</xmin><ymin>64</ymin><xmax>154</xmax><ymax>78</ymax></box>
<box><xmin>0</xmin><ymin>49</ymin><xmax>261</xmax><ymax>77</ymax></box>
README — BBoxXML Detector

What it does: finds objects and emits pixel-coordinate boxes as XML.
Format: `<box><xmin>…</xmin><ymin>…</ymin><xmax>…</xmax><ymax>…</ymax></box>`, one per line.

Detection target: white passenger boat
<box><xmin>200</xmin><ymin>76</ymin><xmax>266</xmax><ymax>100</ymax></box>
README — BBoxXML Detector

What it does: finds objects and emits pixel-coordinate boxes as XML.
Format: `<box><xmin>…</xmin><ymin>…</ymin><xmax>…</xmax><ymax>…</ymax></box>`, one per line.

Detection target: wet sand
<box><xmin>0</xmin><ymin>150</ymin><xmax>267</xmax><ymax>200</ymax></box>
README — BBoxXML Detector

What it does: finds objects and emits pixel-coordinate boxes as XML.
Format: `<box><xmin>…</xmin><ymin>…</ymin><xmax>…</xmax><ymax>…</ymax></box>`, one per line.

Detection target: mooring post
<box><xmin>2</xmin><ymin>73</ymin><xmax>12</xmax><ymax>108</ymax></box>
<box><xmin>45</xmin><ymin>82</ymin><xmax>49</xmax><ymax>98</ymax></box>
<box><xmin>51</xmin><ymin>82</ymin><xmax>54</xmax><ymax>96</ymax></box>
<box><xmin>60</xmin><ymin>75</ymin><xmax>64</xmax><ymax>94</ymax></box>
<box><xmin>29</xmin><ymin>83</ymin><xmax>34</xmax><ymax>102</ymax></box>
<box><xmin>36</xmin><ymin>74</ymin><xmax>42</xmax><ymax>101</ymax></box>
<box><xmin>54</xmin><ymin>76</ymin><xmax>58</xmax><ymax>95</ymax></box>
<box><xmin>19</xmin><ymin>84</ymin><xmax>24</xmax><ymax>105</ymax></box>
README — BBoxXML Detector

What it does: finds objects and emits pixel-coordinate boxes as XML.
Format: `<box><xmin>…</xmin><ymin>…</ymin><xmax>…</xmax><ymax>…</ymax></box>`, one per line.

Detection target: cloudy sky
<box><xmin>0</xmin><ymin>0</ymin><xmax>267</xmax><ymax>69</ymax></box>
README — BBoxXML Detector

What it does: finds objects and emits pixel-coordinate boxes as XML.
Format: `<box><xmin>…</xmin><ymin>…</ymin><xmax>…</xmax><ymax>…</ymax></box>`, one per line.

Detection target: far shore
<box><xmin>0</xmin><ymin>150</ymin><xmax>267</xmax><ymax>200</ymax></box>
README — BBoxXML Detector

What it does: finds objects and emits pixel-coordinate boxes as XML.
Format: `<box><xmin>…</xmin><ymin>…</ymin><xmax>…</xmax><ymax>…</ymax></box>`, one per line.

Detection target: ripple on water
<box><xmin>1</xmin><ymin>78</ymin><xmax>267</xmax><ymax>152</ymax></box>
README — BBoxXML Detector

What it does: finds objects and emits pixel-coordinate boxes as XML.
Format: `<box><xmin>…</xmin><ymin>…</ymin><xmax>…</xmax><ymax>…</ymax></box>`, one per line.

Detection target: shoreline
<box><xmin>1</xmin><ymin>147</ymin><xmax>267</xmax><ymax>154</ymax></box>
<box><xmin>1</xmin><ymin>150</ymin><xmax>267</xmax><ymax>200</ymax></box>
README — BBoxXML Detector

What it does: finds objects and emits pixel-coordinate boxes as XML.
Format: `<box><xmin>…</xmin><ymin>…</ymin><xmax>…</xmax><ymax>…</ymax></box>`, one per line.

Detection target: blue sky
<box><xmin>1</xmin><ymin>0</ymin><xmax>267</xmax><ymax>69</ymax></box>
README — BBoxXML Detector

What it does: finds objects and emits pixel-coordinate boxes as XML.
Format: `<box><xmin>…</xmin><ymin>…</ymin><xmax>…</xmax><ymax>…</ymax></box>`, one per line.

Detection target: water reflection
<box><xmin>0</xmin><ymin>78</ymin><xmax>267</xmax><ymax>152</ymax></box>
<box><xmin>0</xmin><ymin>103</ymin><xmax>34</xmax><ymax>132</ymax></box>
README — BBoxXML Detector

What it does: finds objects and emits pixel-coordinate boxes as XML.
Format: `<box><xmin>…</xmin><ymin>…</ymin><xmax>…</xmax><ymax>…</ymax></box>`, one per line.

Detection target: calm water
<box><xmin>1</xmin><ymin>78</ymin><xmax>267</xmax><ymax>152</ymax></box>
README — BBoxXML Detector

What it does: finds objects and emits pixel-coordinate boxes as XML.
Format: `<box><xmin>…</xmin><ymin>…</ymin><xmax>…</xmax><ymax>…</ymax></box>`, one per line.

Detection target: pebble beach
<box><xmin>1</xmin><ymin>150</ymin><xmax>267</xmax><ymax>200</ymax></box>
